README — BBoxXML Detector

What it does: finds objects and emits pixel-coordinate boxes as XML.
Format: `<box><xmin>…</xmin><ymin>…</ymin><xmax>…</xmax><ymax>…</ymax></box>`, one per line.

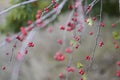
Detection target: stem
<box><xmin>0</xmin><ymin>0</ymin><xmax>37</xmax><ymax>15</ymax></box>
<box><xmin>87</xmin><ymin>0</ymin><xmax>103</xmax><ymax>74</ymax></box>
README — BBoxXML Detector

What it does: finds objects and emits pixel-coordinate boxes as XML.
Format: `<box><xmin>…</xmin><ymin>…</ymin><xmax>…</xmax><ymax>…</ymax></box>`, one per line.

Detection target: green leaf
<box><xmin>77</xmin><ymin>62</ymin><xmax>83</xmax><ymax>69</ymax></box>
<box><xmin>70</xmin><ymin>40</ymin><xmax>77</xmax><ymax>46</ymax></box>
<box><xmin>87</xmin><ymin>18</ymin><xmax>93</xmax><ymax>26</ymax></box>
<box><xmin>112</xmin><ymin>31</ymin><xmax>120</xmax><ymax>39</ymax></box>
<box><xmin>82</xmin><ymin>74</ymin><xmax>87</xmax><ymax>80</ymax></box>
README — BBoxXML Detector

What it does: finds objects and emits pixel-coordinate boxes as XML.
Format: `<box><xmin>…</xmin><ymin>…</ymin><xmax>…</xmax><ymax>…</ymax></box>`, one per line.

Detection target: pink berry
<box><xmin>5</xmin><ymin>37</ymin><xmax>11</xmax><ymax>43</ymax></box>
<box><xmin>60</xmin><ymin>26</ymin><xmax>65</xmax><ymax>30</ymax></box>
<box><xmin>59</xmin><ymin>73</ymin><xmax>64</xmax><ymax>78</ymax></box>
<box><xmin>37</xmin><ymin>10</ymin><xmax>42</xmax><ymax>14</ymax></box>
<box><xmin>79</xmin><ymin>69</ymin><xmax>84</xmax><ymax>75</ymax></box>
<box><xmin>85</xmin><ymin>55</ymin><xmax>90</xmax><ymax>61</ymax></box>
<box><xmin>27</xmin><ymin>20</ymin><xmax>32</xmax><ymax>25</ymax></box>
<box><xmin>24</xmin><ymin>50</ymin><xmax>28</xmax><ymax>54</ymax></box>
<box><xmin>66</xmin><ymin>27</ymin><xmax>72</xmax><ymax>32</ymax></box>
<box><xmin>115</xmin><ymin>44</ymin><xmax>119</xmax><ymax>49</ymax></box>
<box><xmin>36</xmin><ymin>14</ymin><xmax>40</xmax><ymax>19</ymax></box>
<box><xmin>80</xmin><ymin>78</ymin><xmax>83</xmax><ymax>80</ymax></box>
<box><xmin>117</xmin><ymin>61</ymin><xmax>120</xmax><ymax>67</ymax></box>
<box><xmin>60</xmin><ymin>55</ymin><xmax>65</xmax><ymax>61</ymax></box>
<box><xmin>47</xmin><ymin>27</ymin><xmax>53</xmax><ymax>32</ymax></box>
<box><xmin>92</xmin><ymin>17</ymin><xmax>96</xmax><ymax>21</ymax></box>
<box><xmin>6</xmin><ymin>53</ymin><xmax>9</xmax><ymax>55</ymax></box>
<box><xmin>100</xmin><ymin>22</ymin><xmax>105</xmax><ymax>27</ymax></box>
<box><xmin>66</xmin><ymin>67</ymin><xmax>75</xmax><ymax>72</ymax></box>
<box><xmin>99</xmin><ymin>41</ymin><xmax>104</xmax><ymax>47</ymax></box>
<box><xmin>57</xmin><ymin>39</ymin><xmax>63</xmax><ymax>45</ymax></box>
<box><xmin>16</xmin><ymin>52</ymin><xmax>22</xmax><ymax>60</ymax></box>
<box><xmin>28</xmin><ymin>42</ymin><xmax>34</xmax><ymax>47</ymax></box>
<box><xmin>44</xmin><ymin>7</ymin><xmax>49</xmax><ymax>12</ymax></box>
<box><xmin>54</xmin><ymin>51</ymin><xmax>65</xmax><ymax>61</ymax></box>
<box><xmin>89</xmin><ymin>31</ymin><xmax>93</xmax><ymax>35</ymax></box>
<box><xmin>112</xmin><ymin>23</ymin><xmax>116</xmax><ymax>28</ymax></box>
<box><xmin>65</xmin><ymin>47</ymin><xmax>73</xmax><ymax>53</ymax></box>
<box><xmin>116</xmin><ymin>70</ymin><xmax>120</xmax><ymax>77</ymax></box>
<box><xmin>20</xmin><ymin>27</ymin><xmax>27</xmax><ymax>36</ymax></box>
<box><xmin>1</xmin><ymin>66</ymin><xmax>6</xmax><ymax>70</ymax></box>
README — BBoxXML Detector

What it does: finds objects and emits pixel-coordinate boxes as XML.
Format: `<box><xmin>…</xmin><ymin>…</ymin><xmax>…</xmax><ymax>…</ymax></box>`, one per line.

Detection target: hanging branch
<box><xmin>0</xmin><ymin>0</ymin><xmax>59</xmax><ymax>49</ymax></box>
<box><xmin>0</xmin><ymin>0</ymin><xmax>37</xmax><ymax>15</ymax></box>
<box><xmin>86</xmin><ymin>0</ymin><xmax>100</xmax><ymax>14</ymax></box>
<box><xmin>10</xmin><ymin>0</ymin><xmax>68</xmax><ymax>80</ymax></box>
<box><xmin>87</xmin><ymin>0</ymin><xmax>103</xmax><ymax>73</ymax></box>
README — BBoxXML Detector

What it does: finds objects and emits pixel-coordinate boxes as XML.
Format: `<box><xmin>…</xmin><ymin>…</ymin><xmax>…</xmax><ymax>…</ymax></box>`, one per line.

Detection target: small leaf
<box><xmin>70</xmin><ymin>40</ymin><xmax>77</xmax><ymax>46</ymax></box>
<box><xmin>82</xmin><ymin>74</ymin><xmax>87</xmax><ymax>80</ymax></box>
<box><xmin>77</xmin><ymin>62</ymin><xmax>83</xmax><ymax>69</ymax></box>
<box><xmin>87</xmin><ymin>18</ymin><xmax>93</xmax><ymax>26</ymax></box>
<box><xmin>112</xmin><ymin>31</ymin><xmax>120</xmax><ymax>39</ymax></box>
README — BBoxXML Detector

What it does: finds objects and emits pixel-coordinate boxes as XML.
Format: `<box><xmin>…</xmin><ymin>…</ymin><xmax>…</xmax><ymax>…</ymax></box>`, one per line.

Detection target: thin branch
<box><xmin>11</xmin><ymin>0</ymin><xmax>67</xmax><ymax>80</ymax></box>
<box><xmin>87</xmin><ymin>0</ymin><xmax>103</xmax><ymax>73</ymax></box>
<box><xmin>86</xmin><ymin>0</ymin><xmax>100</xmax><ymax>14</ymax></box>
<box><xmin>0</xmin><ymin>0</ymin><xmax>37</xmax><ymax>15</ymax></box>
<box><xmin>0</xmin><ymin>0</ymin><xmax>59</xmax><ymax>49</ymax></box>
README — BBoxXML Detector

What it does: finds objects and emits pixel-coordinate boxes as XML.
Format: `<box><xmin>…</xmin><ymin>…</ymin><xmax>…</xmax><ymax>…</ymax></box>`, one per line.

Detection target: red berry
<box><xmin>85</xmin><ymin>55</ymin><xmax>90</xmax><ymax>61</ymax></box>
<box><xmin>36</xmin><ymin>14</ymin><xmax>40</xmax><ymax>19</ymax></box>
<box><xmin>112</xmin><ymin>23</ymin><xmax>116</xmax><ymax>28</ymax></box>
<box><xmin>116</xmin><ymin>70</ymin><xmax>120</xmax><ymax>77</ymax></box>
<box><xmin>92</xmin><ymin>17</ymin><xmax>96</xmax><ymax>21</ymax></box>
<box><xmin>68</xmin><ymin>5</ymin><xmax>74</xmax><ymax>10</ymax></box>
<box><xmin>59</xmin><ymin>73</ymin><xmax>64</xmax><ymax>78</ymax></box>
<box><xmin>89</xmin><ymin>31</ymin><xmax>93</xmax><ymax>35</ymax></box>
<box><xmin>47</xmin><ymin>27</ymin><xmax>53</xmax><ymax>32</ymax></box>
<box><xmin>65</xmin><ymin>47</ymin><xmax>73</xmax><ymax>53</ymax></box>
<box><xmin>79</xmin><ymin>69</ymin><xmax>84</xmax><ymax>75</ymax></box>
<box><xmin>53</xmin><ymin>3</ymin><xmax>58</xmax><ymax>9</ymax></box>
<box><xmin>115</xmin><ymin>44</ymin><xmax>119</xmax><ymax>49</ymax></box>
<box><xmin>37</xmin><ymin>10</ymin><xmax>42</xmax><ymax>14</ymax></box>
<box><xmin>54</xmin><ymin>51</ymin><xmax>65</xmax><ymax>61</ymax></box>
<box><xmin>100</xmin><ymin>22</ymin><xmax>105</xmax><ymax>27</ymax></box>
<box><xmin>75</xmin><ymin>44</ymin><xmax>79</xmax><ymax>49</ymax></box>
<box><xmin>20</xmin><ymin>27</ymin><xmax>27</xmax><ymax>36</ymax></box>
<box><xmin>24</xmin><ymin>49</ymin><xmax>28</xmax><ymax>54</ymax></box>
<box><xmin>28</xmin><ymin>42</ymin><xmax>34</xmax><ymax>47</ymax></box>
<box><xmin>52</xmin><ymin>0</ymin><xmax>55</xmax><ymax>3</ymax></box>
<box><xmin>66</xmin><ymin>27</ymin><xmax>72</xmax><ymax>32</ymax></box>
<box><xmin>117</xmin><ymin>61</ymin><xmax>120</xmax><ymax>67</ymax></box>
<box><xmin>16</xmin><ymin>52</ymin><xmax>22</xmax><ymax>60</ymax></box>
<box><xmin>44</xmin><ymin>7</ymin><xmax>49</xmax><ymax>12</ymax></box>
<box><xmin>57</xmin><ymin>39</ymin><xmax>63</xmax><ymax>45</ymax></box>
<box><xmin>27</xmin><ymin>20</ymin><xmax>32</xmax><ymax>25</ymax></box>
<box><xmin>66</xmin><ymin>67</ymin><xmax>75</xmax><ymax>72</ymax></box>
<box><xmin>5</xmin><ymin>37</ymin><xmax>11</xmax><ymax>43</ymax></box>
<box><xmin>99</xmin><ymin>41</ymin><xmax>104</xmax><ymax>47</ymax></box>
<box><xmin>6</xmin><ymin>53</ymin><xmax>9</xmax><ymax>55</ymax></box>
<box><xmin>60</xmin><ymin>26</ymin><xmax>65</xmax><ymax>30</ymax></box>
<box><xmin>60</xmin><ymin>55</ymin><xmax>65</xmax><ymax>61</ymax></box>
<box><xmin>80</xmin><ymin>78</ymin><xmax>83</xmax><ymax>80</ymax></box>
<box><xmin>1</xmin><ymin>66</ymin><xmax>6</xmax><ymax>70</ymax></box>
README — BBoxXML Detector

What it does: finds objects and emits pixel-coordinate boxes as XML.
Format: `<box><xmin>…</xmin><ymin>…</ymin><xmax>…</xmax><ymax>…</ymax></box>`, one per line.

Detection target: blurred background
<box><xmin>0</xmin><ymin>0</ymin><xmax>120</xmax><ymax>80</ymax></box>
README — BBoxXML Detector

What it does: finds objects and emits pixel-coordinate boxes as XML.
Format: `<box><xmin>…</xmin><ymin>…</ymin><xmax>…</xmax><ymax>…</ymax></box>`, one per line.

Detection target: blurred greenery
<box><xmin>0</xmin><ymin>0</ymin><xmax>119</xmax><ymax>33</ymax></box>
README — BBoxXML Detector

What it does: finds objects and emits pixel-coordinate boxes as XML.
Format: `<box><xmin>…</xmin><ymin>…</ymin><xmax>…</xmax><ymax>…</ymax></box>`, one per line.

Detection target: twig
<box><xmin>0</xmin><ymin>0</ymin><xmax>37</xmax><ymax>15</ymax></box>
<box><xmin>0</xmin><ymin>0</ymin><xmax>59</xmax><ymax>49</ymax></box>
<box><xmin>11</xmin><ymin>0</ymin><xmax>67</xmax><ymax>80</ymax></box>
<box><xmin>86</xmin><ymin>0</ymin><xmax>100</xmax><ymax>14</ymax></box>
<box><xmin>87</xmin><ymin>0</ymin><xmax>103</xmax><ymax>74</ymax></box>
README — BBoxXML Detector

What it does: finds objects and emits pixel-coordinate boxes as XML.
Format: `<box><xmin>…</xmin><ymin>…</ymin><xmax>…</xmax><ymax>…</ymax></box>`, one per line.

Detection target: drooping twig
<box><xmin>0</xmin><ymin>0</ymin><xmax>59</xmax><ymax>49</ymax></box>
<box><xmin>87</xmin><ymin>0</ymin><xmax>103</xmax><ymax>74</ymax></box>
<box><xmin>0</xmin><ymin>0</ymin><xmax>37</xmax><ymax>15</ymax></box>
<box><xmin>86</xmin><ymin>0</ymin><xmax>100</xmax><ymax>14</ymax></box>
<box><xmin>11</xmin><ymin>0</ymin><xmax>68</xmax><ymax>80</ymax></box>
